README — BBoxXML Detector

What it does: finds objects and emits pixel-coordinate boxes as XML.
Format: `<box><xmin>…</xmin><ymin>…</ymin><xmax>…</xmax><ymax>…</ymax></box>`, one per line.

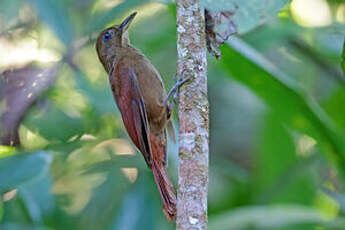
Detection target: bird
<box><xmin>96</xmin><ymin>12</ymin><xmax>189</xmax><ymax>221</ymax></box>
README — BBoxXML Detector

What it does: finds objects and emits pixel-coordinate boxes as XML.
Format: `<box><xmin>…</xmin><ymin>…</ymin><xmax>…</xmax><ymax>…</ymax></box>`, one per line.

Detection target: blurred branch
<box><xmin>176</xmin><ymin>0</ymin><xmax>209</xmax><ymax>229</ymax></box>
<box><xmin>0</xmin><ymin>64</ymin><xmax>59</xmax><ymax>146</ymax></box>
<box><xmin>289</xmin><ymin>38</ymin><xmax>345</xmax><ymax>85</ymax></box>
<box><xmin>0</xmin><ymin>31</ymin><xmax>96</xmax><ymax>147</ymax></box>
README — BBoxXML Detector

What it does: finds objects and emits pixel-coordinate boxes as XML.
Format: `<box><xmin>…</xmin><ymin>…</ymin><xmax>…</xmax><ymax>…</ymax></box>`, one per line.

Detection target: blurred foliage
<box><xmin>341</xmin><ymin>38</ymin><xmax>345</xmax><ymax>76</ymax></box>
<box><xmin>201</xmin><ymin>0</ymin><xmax>289</xmax><ymax>34</ymax></box>
<box><xmin>0</xmin><ymin>64</ymin><xmax>58</xmax><ymax>145</ymax></box>
<box><xmin>0</xmin><ymin>0</ymin><xmax>345</xmax><ymax>229</ymax></box>
<box><xmin>0</xmin><ymin>151</ymin><xmax>52</xmax><ymax>193</ymax></box>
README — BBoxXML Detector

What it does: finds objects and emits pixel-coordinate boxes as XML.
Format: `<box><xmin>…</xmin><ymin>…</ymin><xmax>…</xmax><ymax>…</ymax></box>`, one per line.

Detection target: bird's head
<box><xmin>96</xmin><ymin>12</ymin><xmax>137</xmax><ymax>71</ymax></box>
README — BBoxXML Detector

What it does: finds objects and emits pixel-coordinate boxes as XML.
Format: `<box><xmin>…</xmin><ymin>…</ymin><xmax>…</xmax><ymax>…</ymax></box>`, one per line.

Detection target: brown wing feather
<box><xmin>110</xmin><ymin>61</ymin><xmax>176</xmax><ymax>220</ymax></box>
<box><xmin>111</xmin><ymin>63</ymin><xmax>152</xmax><ymax>167</ymax></box>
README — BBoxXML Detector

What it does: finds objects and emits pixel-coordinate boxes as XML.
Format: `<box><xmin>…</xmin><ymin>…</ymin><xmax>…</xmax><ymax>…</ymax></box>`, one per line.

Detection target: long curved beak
<box><xmin>119</xmin><ymin>12</ymin><xmax>137</xmax><ymax>33</ymax></box>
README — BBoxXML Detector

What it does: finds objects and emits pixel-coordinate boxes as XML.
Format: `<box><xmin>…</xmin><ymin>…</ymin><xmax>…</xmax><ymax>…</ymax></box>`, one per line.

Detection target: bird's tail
<box><xmin>151</xmin><ymin>159</ymin><xmax>177</xmax><ymax>221</ymax></box>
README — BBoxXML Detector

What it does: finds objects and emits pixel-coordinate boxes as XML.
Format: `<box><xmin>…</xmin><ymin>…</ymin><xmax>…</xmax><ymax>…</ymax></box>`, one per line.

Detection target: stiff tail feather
<box><xmin>151</xmin><ymin>160</ymin><xmax>177</xmax><ymax>221</ymax></box>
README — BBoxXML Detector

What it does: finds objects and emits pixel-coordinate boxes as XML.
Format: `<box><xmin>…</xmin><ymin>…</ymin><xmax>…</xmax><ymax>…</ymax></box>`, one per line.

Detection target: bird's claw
<box><xmin>164</xmin><ymin>69</ymin><xmax>191</xmax><ymax>111</ymax></box>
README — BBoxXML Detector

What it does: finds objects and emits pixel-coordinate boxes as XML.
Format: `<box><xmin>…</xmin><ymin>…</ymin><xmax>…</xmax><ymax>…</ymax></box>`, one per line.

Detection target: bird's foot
<box><xmin>163</xmin><ymin>69</ymin><xmax>191</xmax><ymax>112</ymax></box>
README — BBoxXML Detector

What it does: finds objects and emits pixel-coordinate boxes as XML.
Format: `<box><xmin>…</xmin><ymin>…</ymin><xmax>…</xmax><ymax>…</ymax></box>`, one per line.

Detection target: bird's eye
<box><xmin>102</xmin><ymin>31</ymin><xmax>111</xmax><ymax>41</ymax></box>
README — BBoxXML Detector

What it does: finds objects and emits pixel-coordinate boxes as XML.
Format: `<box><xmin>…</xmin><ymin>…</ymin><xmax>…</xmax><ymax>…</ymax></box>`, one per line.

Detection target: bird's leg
<box><xmin>163</xmin><ymin>69</ymin><xmax>191</xmax><ymax>112</ymax></box>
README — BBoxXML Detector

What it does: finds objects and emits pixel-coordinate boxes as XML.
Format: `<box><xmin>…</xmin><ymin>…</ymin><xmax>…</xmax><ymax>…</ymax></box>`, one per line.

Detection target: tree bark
<box><xmin>176</xmin><ymin>1</ymin><xmax>209</xmax><ymax>229</ymax></box>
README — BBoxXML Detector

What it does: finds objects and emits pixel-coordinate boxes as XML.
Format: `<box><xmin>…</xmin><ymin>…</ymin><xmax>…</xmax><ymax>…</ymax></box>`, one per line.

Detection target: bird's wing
<box><xmin>110</xmin><ymin>62</ymin><xmax>152</xmax><ymax>167</ymax></box>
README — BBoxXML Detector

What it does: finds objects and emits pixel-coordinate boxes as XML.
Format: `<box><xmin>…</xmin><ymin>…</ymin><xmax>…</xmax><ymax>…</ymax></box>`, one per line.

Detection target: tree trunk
<box><xmin>176</xmin><ymin>1</ymin><xmax>209</xmax><ymax>229</ymax></box>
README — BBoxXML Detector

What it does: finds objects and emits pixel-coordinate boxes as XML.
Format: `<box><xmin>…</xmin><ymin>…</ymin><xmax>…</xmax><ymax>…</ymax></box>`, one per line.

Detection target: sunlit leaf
<box><xmin>323</xmin><ymin>189</ymin><xmax>345</xmax><ymax>214</ymax></box>
<box><xmin>0</xmin><ymin>151</ymin><xmax>52</xmax><ymax>192</ymax></box>
<box><xmin>0</xmin><ymin>145</ymin><xmax>16</xmax><ymax>158</ymax></box>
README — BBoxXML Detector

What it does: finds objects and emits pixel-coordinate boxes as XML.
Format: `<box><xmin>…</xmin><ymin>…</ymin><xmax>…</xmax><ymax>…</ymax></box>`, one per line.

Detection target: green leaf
<box><xmin>219</xmin><ymin>38</ymin><xmax>345</xmax><ymax>177</ymax></box>
<box><xmin>323</xmin><ymin>88</ymin><xmax>345</xmax><ymax>133</ymax></box>
<box><xmin>77</xmin><ymin>166</ymin><xmax>131</xmax><ymax>230</ymax></box>
<box><xmin>0</xmin><ymin>145</ymin><xmax>16</xmax><ymax>158</ymax></box>
<box><xmin>208</xmin><ymin>205</ymin><xmax>343</xmax><ymax>230</ymax></box>
<box><xmin>254</xmin><ymin>112</ymin><xmax>316</xmax><ymax>204</ymax></box>
<box><xmin>19</xmin><ymin>174</ymin><xmax>55</xmax><ymax>223</ymax></box>
<box><xmin>0</xmin><ymin>151</ymin><xmax>52</xmax><ymax>192</ymax></box>
<box><xmin>0</xmin><ymin>223</ymin><xmax>49</xmax><ymax>230</ymax></box>
<box><xmin>256</xmin><ymin>112</ymin><xmax>297</xmax><ymax>189</ymax></box>
<box><xmin>341</xmin><ymin>38</ymin><xmax>345</xmax><ymax>76</ymax></box>
<box><xmin>112</xmin><ymin>172</ymin><xmax>173</xmax><ymax>230</ymax></box>
<box><xmin>0</xmin><ymin>199</ymin><xmax>3</xmax><ymax>221</ymax></box>
<box><xmin>28</xmin><ymin>0</ymin><xmax>73</xmax><ymax>45</ymax></box>
<box><xmin>201</xmin><ymin>0</ymin><xmax>289</xmax><ymax>34</ymax></box>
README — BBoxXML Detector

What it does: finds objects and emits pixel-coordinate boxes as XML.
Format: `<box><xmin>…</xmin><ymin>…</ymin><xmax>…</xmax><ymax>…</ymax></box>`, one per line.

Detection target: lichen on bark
<box><xmin>176</xmin><ymin>0</ymin><xmax>209</xmax><ymax>229</ymax></box>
